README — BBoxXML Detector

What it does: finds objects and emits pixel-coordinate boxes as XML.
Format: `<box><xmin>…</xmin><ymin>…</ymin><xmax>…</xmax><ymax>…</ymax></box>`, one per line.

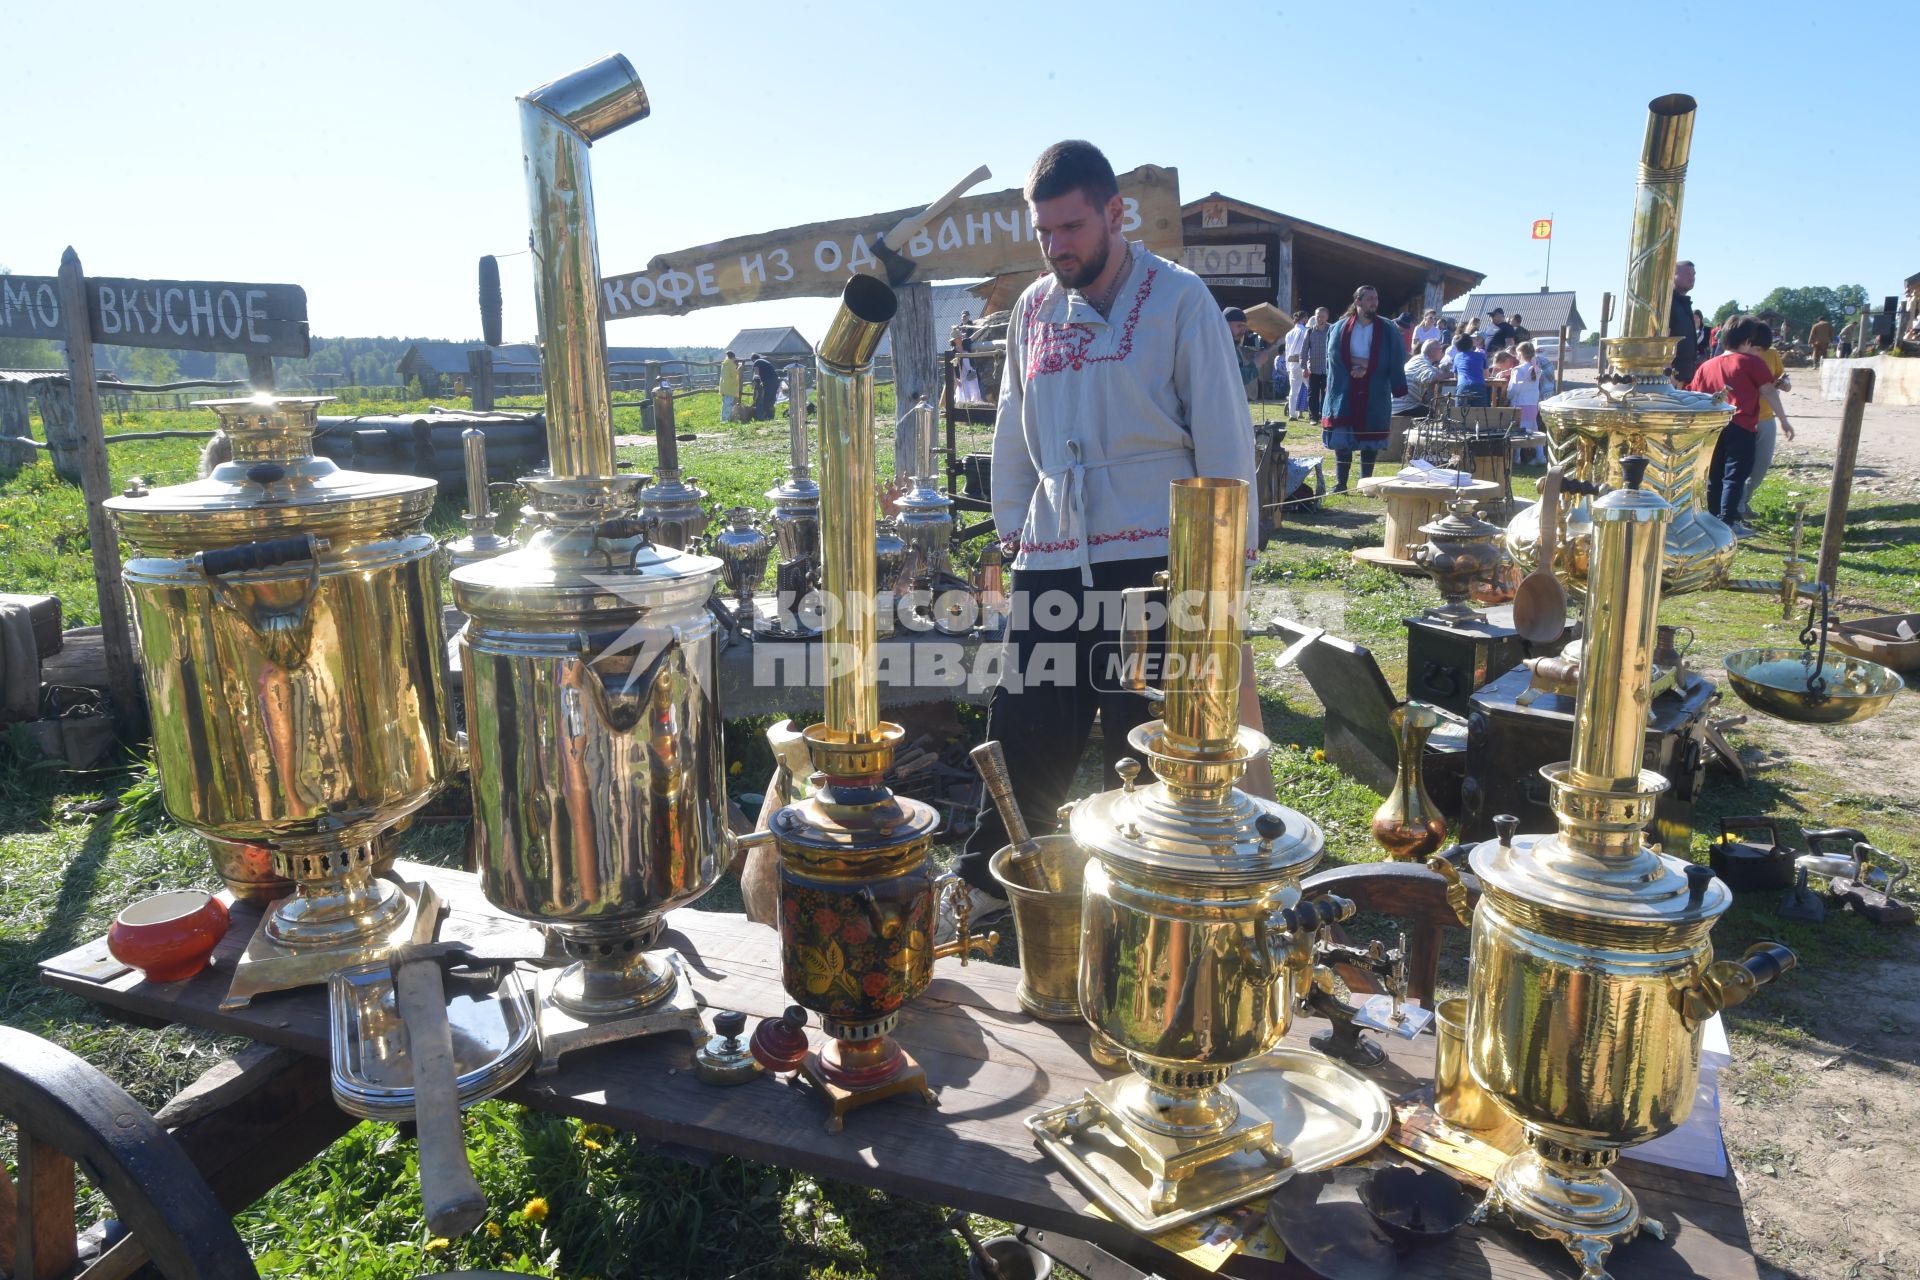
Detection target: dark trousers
<box><xmin>1308</xmin><ymin>372</ymin><xmax>1327</xmax><ymax>422</ymax></box>
<box><xmin>1333</xmin><ymin>449</ymin><xmax>1377</xmax><ymax>491</ymax></box>
<box><xmin>1706</xmin><ymin>424</ymin><xmax>1758</xmax><ymax>521</ymax></box>
<box><xmin>956</xmin><ymin>557</ymin><xmax>1166</xmax><ymax>893</ymax></box>
<box><xmin>1456</xmin><ymin>384</ymin><xmax>1490</xmax><ymax>407</ymax></box>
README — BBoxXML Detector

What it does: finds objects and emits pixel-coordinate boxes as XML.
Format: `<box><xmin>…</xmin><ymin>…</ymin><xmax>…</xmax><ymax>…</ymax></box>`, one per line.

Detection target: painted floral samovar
<box><xmin>1464</xmin><ymin>456</ymin><xmax>1794</xmax><ymax>1279</ymax></box>
<box><xmin>108</xmin><ymin>393</ymin><xmax>458</xmax><ymax>1004</ymax></box>
<box><xmin>1506</xmin><ymin>94</ymin><xmax>1735</xmax><ymax>598</ymax></box>
<box><xmin>1031</xmin><ymin>477</ymin><xmax>1357</xmax><ymax>1228</ymax></box>
<box><xmin>763</xmin><ymin>274</ymin><xmax>992</xmax><ymax>1133</ymax></box>
<box><xmin>450</xmin><ymin>54</ymin><xmax>766</xmax><ymax>1071</ymax></box>
<box><xmin>637</xmin><ymin>383</ymin><xmax>708</xmax><ymax>550</ymax></box>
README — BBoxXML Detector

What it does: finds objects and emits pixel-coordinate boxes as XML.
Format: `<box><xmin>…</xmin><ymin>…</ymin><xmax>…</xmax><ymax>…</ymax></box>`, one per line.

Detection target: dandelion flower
<box><xmin>729</xmin><ymin>760</ymin><xmax>744</xmax><ymax>776</ymax></box>
<box><xmin>426</xmin><ymin>1238</ymin><xmax>450</xmax><ymax>1253</ymax></box>
<box><xmin>522</xmin><ymin>1196</ymin><xmax>549</xmax><ymax>1224</ymax></box>
<box><xmin>582</xmin><ymin>1138</ymin><xmax>603</xmax><ymax>1151</ymax></box>
<box><xmin>484</xmin><ymin>1222</ymin><xmax>502</xmax><ymax>1239</ymax></box>
<box><xmin>1312</xmin><ymin>749</ymin><xmax>1326</xmax><ymax>764</ymax></box>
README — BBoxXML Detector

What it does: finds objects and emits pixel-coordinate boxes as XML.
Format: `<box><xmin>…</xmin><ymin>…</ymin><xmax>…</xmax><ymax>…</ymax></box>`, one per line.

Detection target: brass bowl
<box><xmin>1724</xmin><ymin>646</ymin><xmax>1904</xmax><ymax>725</ymax></box>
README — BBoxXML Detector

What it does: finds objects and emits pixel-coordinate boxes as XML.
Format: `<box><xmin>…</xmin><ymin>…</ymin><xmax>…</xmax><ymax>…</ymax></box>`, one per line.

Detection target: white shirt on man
<box><xmin>993</xmin><ymin>242</ymin><xmax>1257</xmax><ymax>583</ymax></box>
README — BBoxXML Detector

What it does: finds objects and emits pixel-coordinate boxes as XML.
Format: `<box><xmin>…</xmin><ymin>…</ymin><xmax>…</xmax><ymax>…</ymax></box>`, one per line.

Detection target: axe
<box><xmin>864</xmin><ymin>164</ymin><xmax>993</xmax><ymax>288</ymax></box>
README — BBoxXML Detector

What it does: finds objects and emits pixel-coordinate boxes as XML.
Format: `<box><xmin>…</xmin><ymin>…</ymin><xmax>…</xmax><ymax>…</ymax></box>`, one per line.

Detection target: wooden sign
<box><xmin>1182</xmin><ymin>243</ymin><xmax>1269</xmax><ymax>289</ymax></box>
<box><xmin>0</xmin><ymin>275</ymin><xmax>309</xmax><ymax>357</ymax></box>
<box><xmin>600</xmin><ymin>165</ymin><xmax>1181</xmax><ymax>319</ymax></box>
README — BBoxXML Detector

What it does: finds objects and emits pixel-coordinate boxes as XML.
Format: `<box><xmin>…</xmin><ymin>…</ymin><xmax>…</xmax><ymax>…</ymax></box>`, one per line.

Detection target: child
<box><xmin>1508</xmin><ymin>341</ymin><xmax>1546</xmax><ymax>463</ymax></box>
<box><xmin>1451</xmin><ymin>333</ymin><xmax>1489</xmax><ymax>407</ymax></box>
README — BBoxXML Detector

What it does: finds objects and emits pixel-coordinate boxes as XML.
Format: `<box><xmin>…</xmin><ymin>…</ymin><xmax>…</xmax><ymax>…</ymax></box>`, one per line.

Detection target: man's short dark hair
<box><xmin>1721</xmin><ymin>316</ymin><xmax>1762</xmax><ymax>350</ymax></box>
<box><xmin>1025</xmin><ymin>140</ymin><xmax>1120</xmax><ymax>208</ymax></box>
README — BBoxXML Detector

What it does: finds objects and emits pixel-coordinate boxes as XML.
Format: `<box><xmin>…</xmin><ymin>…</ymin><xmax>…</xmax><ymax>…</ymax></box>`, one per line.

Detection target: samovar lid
<box><xmin>1070</xmin><ymin>779</ymin><xmax>1323</xmax><ymax>885</ymax></box>
<box><xmin>767</xmin><ymin>476</ymin><xmax>821</xmax><ymax>505</ymax></box>
<box><xmin>1469</xmin><ymin>829</ymin><xmax>1730</xmax><ymax>932</ymax></box>
<box><xmin>1417</xmin><ymin>497</ymin><xmax>1501</xmax><ymax>542</ymax></box>
<box><xmin>106</xmin><ymin>395</ymin><xmax>436</xmax><ymax>549</ymax></box>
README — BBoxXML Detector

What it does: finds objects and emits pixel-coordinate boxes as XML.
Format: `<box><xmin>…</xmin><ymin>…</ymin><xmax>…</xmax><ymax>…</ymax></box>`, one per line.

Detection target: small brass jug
<box><xmin>1371</xmin><ymin>702</ymin><xmax>1449</xmax><ymax>860</ymax></box>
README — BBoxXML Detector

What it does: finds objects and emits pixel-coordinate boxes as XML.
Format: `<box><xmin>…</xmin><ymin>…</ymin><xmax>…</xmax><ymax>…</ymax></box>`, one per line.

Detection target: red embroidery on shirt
<box><xmin>1020</xmin><ymin>536</ymin><xmax>1081</xmax><ymax>554</ymax></box>
<box><xmin>1088</xmin><ymin>526</ymin><xmax>1169</xmax><ymax>547</ymax></box>
<box><xmin>1021</xmin><ymin>269</ymin><xmax>1158</xmax><ymax>379</ymax></box>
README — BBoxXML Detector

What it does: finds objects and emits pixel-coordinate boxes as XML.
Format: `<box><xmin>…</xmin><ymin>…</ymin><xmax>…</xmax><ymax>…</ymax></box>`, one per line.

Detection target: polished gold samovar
<box><xmin>109</xmin><ymin>393</ymin><xmax>459</xmax><ymax>1006</ymax></box>
<box><xmin>1506</xmin><ymin>95</ymin><xmax>1735</xmax><ymax>598</ymax></box>
<box><xmin>1030</xmin><ymin>477</ymin><xmax>1364</xmax><ymax>1230</ymax></box>
<box><xmin>1465</xmin><ymin>455</ymin><xmax>1794</xmax><ymax>1279</ymax></box>
<box><xmin>637</xmin><ymin>384</ymin><xmax>709</xmax><ymax>550</ymax></box>
<box><xmin>764</xmin><ymin>274</ymin><xmax>991</xmax><ymax>1133</ymax></box>
<box><xmin>451</xmin><ymin>54</ymin><xmax>764</xmax><ymax>1071</ymax></box>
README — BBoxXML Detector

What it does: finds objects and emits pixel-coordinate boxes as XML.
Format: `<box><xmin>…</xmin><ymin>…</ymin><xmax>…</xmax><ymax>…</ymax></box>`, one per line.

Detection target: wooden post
<box><xmin>56</xmin><ymin>248</ymin><xmax>146</xmax><ymax>735</ymax></box>
<box><xmin>246</xmin><ymin>353</ymin><xmax>275</xmax><ymax>393</ymax></box>
<box><xmin>1815</xmin><ymin>368</ymin><xmax>1873</xmax><ymax>591</ymax></box>
<box><xmin>467</xmin><ymin>348</ymin><xmax>494</xmax><ymax>411</ymax></box>
<box><xmin>1272</xmin><ymin>235</ymin><xmax>1295</xmax><ymax>316</ymax></box>
<box><xmin>892</xmin><ymin>281</ymin><xmax>938</xmax><ymax>478</ymax></box>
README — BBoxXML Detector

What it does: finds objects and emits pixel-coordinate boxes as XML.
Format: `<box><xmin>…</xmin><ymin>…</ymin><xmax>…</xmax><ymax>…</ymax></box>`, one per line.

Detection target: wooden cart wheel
<box><xmin>0</xmin><ymin>1026</ymin><xmax>257</xmax><ymax>1280</ymax></box>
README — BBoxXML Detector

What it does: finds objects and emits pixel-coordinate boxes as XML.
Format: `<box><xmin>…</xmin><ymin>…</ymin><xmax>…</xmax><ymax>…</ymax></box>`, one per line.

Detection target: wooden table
<box><xmin>41</xmin><ymin>861</ymin><xmax>1761</xmax><ymax>1280</ymax></box>
<box><xmin>1352</xmin><ymin>475</ymin><xmax>1504</xmax><ymax>574</ymax></box>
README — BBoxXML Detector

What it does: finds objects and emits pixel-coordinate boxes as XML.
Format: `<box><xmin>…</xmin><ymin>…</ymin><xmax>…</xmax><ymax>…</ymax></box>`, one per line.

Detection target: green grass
<box><xmin>3</xmin><ymin>401</ymin><xmax>1918</xmax><ymax>1275</ymax></box>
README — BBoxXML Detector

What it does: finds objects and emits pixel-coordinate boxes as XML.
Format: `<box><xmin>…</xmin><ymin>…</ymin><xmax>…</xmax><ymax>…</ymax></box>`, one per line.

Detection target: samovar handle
<box><xmin>195</xmin><ymin>534</ymin><xmax>327</xmax><ymax>671</ymax></box>
<box><xmin>1425</xmin><ymin>854</ymin><xmax>1475</xmax><ymax>927</ymax></box>
<box><xmin>1117</xmin><ymin>575</ymin><xmax>1169</xmax><ymax>702</ymax></box>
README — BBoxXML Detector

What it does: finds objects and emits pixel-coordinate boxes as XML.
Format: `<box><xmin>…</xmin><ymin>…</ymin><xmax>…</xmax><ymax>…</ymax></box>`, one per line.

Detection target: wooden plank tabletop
<box><xmin>41</xmin><ymin>862</ymin><xmax>1761</xmax><ymax>1280</ymax></box>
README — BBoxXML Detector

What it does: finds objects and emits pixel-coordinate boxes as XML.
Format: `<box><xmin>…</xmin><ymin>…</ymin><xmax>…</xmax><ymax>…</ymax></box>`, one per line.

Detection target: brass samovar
<box><xmin>451</xmin><ymin>54</ymin><xmax>763</xmax><ymax>1071</ymax></box>
<box><xmin>1465</xmin><ymin>456</ymin><xmax>1794</xmax><ymax>1279</ymax></box>
<box><xmin>1506</xmin><ymin>95</ymin><xmax>1735</xmax><ymax>597</ymax></box>
<box><xmin>1030</xmin><ymin>477</ymin><xmax>1362</xmax><ymax>1229</ymax></box>
<box><xmin>637</xmin><ymin>384</ymin><xmax>709</xmax><ymax>550</ymax></box>
<box><xmin>765</xmin><ymin>362</ymin><xmax>821</xmax><ymax>568</ymax></box>
<box><xmin>763</xmin><ymin>274</ymin><xmax>991</xmax><ymax>1133</ymax></box>
<box><xmin>109</xmin><ymin>394</ymin><xmax>459</xmax><ymax>1006</ymax></box>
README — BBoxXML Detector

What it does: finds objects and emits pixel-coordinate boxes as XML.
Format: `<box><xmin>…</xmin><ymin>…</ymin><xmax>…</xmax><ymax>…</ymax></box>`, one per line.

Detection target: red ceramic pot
<box><xmin>108</xmin><ymin>890</ymin><xmax>230</xmax><ymax>983</ymax></box>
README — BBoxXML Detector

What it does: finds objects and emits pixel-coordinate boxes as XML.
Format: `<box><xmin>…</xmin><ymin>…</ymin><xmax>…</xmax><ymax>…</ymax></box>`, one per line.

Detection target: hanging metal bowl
<box><xmin>1723</xmin><ymin>646</ymin><xmax>1903</xmax><ymax>725</ymax></box>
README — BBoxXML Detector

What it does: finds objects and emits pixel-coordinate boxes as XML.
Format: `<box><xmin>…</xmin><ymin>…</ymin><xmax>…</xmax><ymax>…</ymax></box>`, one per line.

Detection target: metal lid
<box><xmin>450</xmin><ymin>475</ymin><xmax>718</xmax><ymax>621</ymax></box>
<box><xmin>1469</xmin><ymin>829</ymin><xmax>1729</xmax><ymax>934</ymax></box>
<box><xmin>1417</xmin><ymin>496</ymin><xmax>1502</xmax><ymax>543</ymax></box>
<box><xmin>107</xmin><ymin>396</ymin><xmax>436</xmax><ymax>550</ymax></box>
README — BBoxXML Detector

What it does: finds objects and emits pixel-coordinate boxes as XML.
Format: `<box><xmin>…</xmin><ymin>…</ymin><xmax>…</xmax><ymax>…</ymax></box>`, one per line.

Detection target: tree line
<box><xmin>1708</xmin><ymin>284</ymin><xmax>1869</xmax><ymax>336</ymax></box>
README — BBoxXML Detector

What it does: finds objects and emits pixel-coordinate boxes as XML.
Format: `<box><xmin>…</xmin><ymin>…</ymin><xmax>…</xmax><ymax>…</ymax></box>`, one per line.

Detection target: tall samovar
<box><xmin>1465</xmin><ymin>456</ymin><xmax>1794</xmax><ymax>1279</ymax></box>
<box><xmin>763</xmin><ymin>274</ymin><xmax>991</xmax><ymax>1133</ymax></box>
<box><xmin>451</xmin><ymin>54</ymin><xmax>763</xmax><ymax>1071</ymax></box>
<box><xmin>1507</xmin><ymin>95</ymin><xmax>1735</xmax><ymax>597</ymax></box>
<box><xmin>893</xmin><ymin>395</ymin><xmax>954</xmax><ymax>588</ymax></box>
<box><xmin>1030</xmin><ymin>477</ymin><xmax>1360</xmax><ymax>1229</ymax></box>
<box><xmin>765</xmin><ymin>362</ymin><xmax>821</xmax><ymax>567</ymax></box>
<box><xmin>108</xmin><ymin>394</ymin><xmax>458</xmax><ymax>1004</ymax></box>
<box><xmin>637</xmin><ymin>384</ymin><xmax>709</xmax><ymax>550</ymax></box>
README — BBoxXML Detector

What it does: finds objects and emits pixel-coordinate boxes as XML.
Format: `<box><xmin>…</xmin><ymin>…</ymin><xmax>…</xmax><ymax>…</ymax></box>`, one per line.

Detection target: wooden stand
<box><xmin>1353</xmin><ymin>475</ymin><xmax>1502</xmax><ymax>573</ymax></box>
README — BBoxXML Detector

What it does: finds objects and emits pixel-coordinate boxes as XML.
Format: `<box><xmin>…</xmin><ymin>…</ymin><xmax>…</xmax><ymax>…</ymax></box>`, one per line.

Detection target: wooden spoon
<box><xmin>1513</xmin><ymin>468</ymin><xmax>1567</xmax><ymax>643</ymax></box>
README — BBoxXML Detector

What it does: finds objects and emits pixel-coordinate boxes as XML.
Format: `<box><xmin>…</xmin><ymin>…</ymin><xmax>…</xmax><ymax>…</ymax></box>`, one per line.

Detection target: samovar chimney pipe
<box><xmin>518</xmin><ymin>54</ymin><xmax>649</xmax><ymax>480</ymax></box>
<box><xmin>1567</xmin><ymin>456</ymin><xmax>1667</xmax><ymax>795</ymax></box>
<box><xmin>1618</xmin><ymin>94</ymin><xmax>1696</xmax><ymax>346</ymax></box>
<box><xmin>1162</xmin><ymin>478</ymin><xmax>1247</xmax><ymax>757</ymax></box>
<box><xmin>652</xmin><ymin>385</ymin><xmax>680</xmax><ymax>479</ymax></box>
<box><xmin>786</xmin><ymin>363</ymin><xmax>810</xmax><ymax>479</ymax></box>
<box><xmin>814</xmin><ymin>275</ymin><xmax>898</xmax><ymax>746</ymax></box>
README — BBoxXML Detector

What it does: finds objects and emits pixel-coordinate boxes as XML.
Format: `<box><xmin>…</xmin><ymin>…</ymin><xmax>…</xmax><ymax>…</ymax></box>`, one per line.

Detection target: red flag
<box><xmin>1531</xmin><ymin>219</ymin><xmax>1554</xmax><ymax>240</ymax></box>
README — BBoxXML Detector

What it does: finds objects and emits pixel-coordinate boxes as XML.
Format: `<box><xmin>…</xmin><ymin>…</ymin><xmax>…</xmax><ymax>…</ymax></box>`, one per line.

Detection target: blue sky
<box><xmin>4</xmin><ymin>0</ymin><xmax>1910</xmax><ymax>347</ymax></box>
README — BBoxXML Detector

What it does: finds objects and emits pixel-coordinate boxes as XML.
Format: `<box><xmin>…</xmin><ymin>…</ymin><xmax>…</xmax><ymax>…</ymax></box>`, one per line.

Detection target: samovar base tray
<box><xmin>532</xmin><ymin>950</ymin><xmax>704</xmax><ymax>1074</ymax></box>
<box><xmin>799</xmin><ymin>1045</ymin><xmax>936</xmax><ymax>1135</ymax></box>
<box><xmin>1472</xmin><ymin>1148</ymin><xmax>1662</xmax><ymax>1280</ymax></box>
<box><xmin>1027</xmin><ymin>1046</ymin><xmax>1392</xmax><ymax>1234</ymax></box>
<box><xmin>221</xmin><ymin>880</ymin><xmax>441</xmax><ymax>1011</ymax></box>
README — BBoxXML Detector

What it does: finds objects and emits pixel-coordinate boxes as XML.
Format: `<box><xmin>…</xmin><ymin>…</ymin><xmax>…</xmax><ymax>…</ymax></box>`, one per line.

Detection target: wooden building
<box><xmin>1181</xmin><ymin>193</ymin><xmax>1482</xmax><ymax>320</ymax></box>
<box><xmin>722</xmin><ymin>327</ymin><xmax>813</xmax><ymax>361</ymax></box>
<box><xmin>1457</xmin><ymin>290</ymin><xmax>1587</xmax><ymax>340</ymax></box>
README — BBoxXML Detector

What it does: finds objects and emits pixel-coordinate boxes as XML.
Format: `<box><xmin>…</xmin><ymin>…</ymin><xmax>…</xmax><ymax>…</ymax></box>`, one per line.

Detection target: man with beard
<box><xmin>943</xmin><ymin>139</ymin><xmax>1256</xmax><ymax>937</ymax></box>
<box><xmin>1321</xmin><ymin>286</ymin><xmax>1409</xmax><ymax>492</ymax></box>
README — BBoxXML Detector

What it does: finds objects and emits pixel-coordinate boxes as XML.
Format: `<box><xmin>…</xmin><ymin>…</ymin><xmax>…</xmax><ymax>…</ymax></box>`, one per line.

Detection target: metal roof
<box><xmin>1458</xmin><ymin>291</ymin><xmax>1587</xmax><ymax>336</ymax></box>
<box><xmin>722</xmin><ymin>327</ymin><xmax>813</xmax><ymax>359</ymax></box>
